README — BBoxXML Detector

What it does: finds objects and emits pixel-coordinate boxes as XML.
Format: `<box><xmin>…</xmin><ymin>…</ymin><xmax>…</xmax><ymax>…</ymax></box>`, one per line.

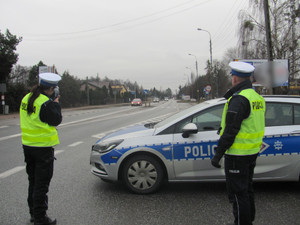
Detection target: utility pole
<box><xmin>290</xmin><ymin>0</ymin><xmax>296</xmax><ymax>81</ymax></box>
<box><xmin>86</xmin><ymin>76</ymin><xmax>90</xmax><ymax>105</ymax></box>
<box><xmin>263</xmin><ymin>0</ymin><xmax>274</xmax><ymax>94</ymax></box>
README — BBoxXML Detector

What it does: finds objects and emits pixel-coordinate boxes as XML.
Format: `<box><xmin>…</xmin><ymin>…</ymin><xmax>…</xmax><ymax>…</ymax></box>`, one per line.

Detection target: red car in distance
<box><xmin>131</xmin><ymin>98</ymin><xmax>142</xmax><ymax>106</ymax></box>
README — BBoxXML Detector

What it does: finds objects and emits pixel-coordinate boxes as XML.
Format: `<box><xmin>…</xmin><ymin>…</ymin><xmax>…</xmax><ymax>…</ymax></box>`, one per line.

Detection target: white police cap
<box><xmin>229</xmin><ymin>61</ymin><xmax>255</xmax><ymax>77</ymax></box>
<box><xmin>39</xmin><ymin>73</ymin><xmax>61</xmax><ymax>87</ymax></box>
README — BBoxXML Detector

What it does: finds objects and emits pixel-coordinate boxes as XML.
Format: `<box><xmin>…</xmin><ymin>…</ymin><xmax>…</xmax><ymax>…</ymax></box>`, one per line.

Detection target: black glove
<box><xmin>211</xmin><ymin>147</ymin><xmax>224</xmax><ymax>168</ymax></box>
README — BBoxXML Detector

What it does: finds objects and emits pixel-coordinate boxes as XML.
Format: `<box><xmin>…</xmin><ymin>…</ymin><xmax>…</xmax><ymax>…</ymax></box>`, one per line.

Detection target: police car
<box><xmin>90</xmin><ymin>96</ymin><xmax>300</xmax><ymax>194</ymax></box>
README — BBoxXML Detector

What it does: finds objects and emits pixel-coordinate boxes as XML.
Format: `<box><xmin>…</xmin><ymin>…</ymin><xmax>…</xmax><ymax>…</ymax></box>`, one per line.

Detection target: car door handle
<box><xmin>290</xmin><ymin>130</ymin><xmax>300</xmax><ymax>135</ymax></box>
<box><xmin>162</xmin><ymin>146</ymin><xmax>171</xmax><ymax>151</ymax></box>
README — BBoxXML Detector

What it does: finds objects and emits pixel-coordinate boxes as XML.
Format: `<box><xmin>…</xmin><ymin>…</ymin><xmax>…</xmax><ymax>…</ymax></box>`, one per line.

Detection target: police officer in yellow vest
<box><xmin>20</xmin><ymin>73</ymin><xmax>62</xmax><ymax>225</ymax></box>
<box><xmin>211</xmin><ymin>62</ymin><xmax>265</xmax><ymax>225</ymax></box>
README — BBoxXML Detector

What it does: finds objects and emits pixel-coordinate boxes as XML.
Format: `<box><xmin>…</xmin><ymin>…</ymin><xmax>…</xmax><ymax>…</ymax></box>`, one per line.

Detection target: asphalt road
<box><xmin>0</xmin><ymin>100</ymin><xmax>299</xmax><ymax>225</ymax></box>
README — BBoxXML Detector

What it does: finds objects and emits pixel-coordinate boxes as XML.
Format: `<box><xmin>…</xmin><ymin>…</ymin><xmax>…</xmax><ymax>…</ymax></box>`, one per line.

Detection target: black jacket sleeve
<box><xmin>40</xmin><ymin>100</ymin><xmax>62</xmax><ymax>126</ymax></box>
<box><xmin>217</xmin><ymin>95</ymin><xmax>250</xmax><ymax>153</ymax></box>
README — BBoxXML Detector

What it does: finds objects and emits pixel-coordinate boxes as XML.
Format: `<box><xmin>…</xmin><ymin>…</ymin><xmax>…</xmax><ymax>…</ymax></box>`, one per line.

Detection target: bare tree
<box><xmin>9</xmin><ymin>65</ymin><xmax>30</xmax><ymax>85</ymax></box>
<box><xmin>237</xmin><ymin>0</ymin><xmax>299</xmax><ymax>80</ymax></box>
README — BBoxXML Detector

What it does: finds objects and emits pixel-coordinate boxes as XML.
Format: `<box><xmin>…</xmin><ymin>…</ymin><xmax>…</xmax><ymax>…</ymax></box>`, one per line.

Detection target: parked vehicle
<box><xmin>90</xmin><ymin>96</ymin><xmax>300</xmax><ymax>194</ymax></box>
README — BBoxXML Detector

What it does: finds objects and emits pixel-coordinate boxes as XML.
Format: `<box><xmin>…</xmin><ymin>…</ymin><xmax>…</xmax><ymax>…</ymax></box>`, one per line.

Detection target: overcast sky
<box><xmin>1</xmin><ymin>0</ymin><xmax>249</xmax><ymax>93</ymax></box>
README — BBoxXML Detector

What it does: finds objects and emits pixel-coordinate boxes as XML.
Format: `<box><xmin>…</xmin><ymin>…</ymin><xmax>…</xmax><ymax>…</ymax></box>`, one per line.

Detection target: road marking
<box><xmin>55</xmin><ymin>150</ymin><xmax>65</xmax><ymax>155</ymax></box>
<box><xmin>59</xmin><ymin>108</ymin><xmax>132</xmax><ymax>127</ymax></box>
<box><xmin>92</xmin><ymin>133</ymin><xmax>106</xmax><ymax>139</ymax></box>
<box><xmin>0</xmin><ymin>150</ymin><xmax>65</xmax><ymax>179</ymax></box>
<box><xmin>0</xmin><ymin>125</ymin><xmax>9</xmax><ymax>129</ymax></box>
<box><xmin>68</xmin><ymin>141</ymin><xmax>83</xmax><ymax>147</ymax></box>
<box><xmin>91</xmin><ymin>112</ymin><xmax>174</xmax><ymax>139</ymax></box>
<box><xmin>0</xmin><ymin>105</ymin><xmax>177</xmax><ymax>142</ymax></box>
<box><xmin>0</xmin><ymin>166</ymin><xmax>25</xmax><ymax>179</ymax></box>
<box><xmin>0</xmin><ymin>107</ymin><xmax>134</xmax><ymax>142</ymax></box>
<box><xmin>0</xmin><ymin>133</ymin><xmax>21</xmax><ymax>142</ymax></box>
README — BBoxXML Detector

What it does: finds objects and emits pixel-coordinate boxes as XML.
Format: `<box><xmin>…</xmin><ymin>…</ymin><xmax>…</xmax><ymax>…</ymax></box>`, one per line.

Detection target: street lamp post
<box><xmin>197</xmin><ymin>28</ymin><xmax>213</xmax><ymax>68</ymax></box>
<box><xmin>185</xmin><ymin>67</ymin><xmax>194</xmax><ymax>99</ymax></box>
<box><xmin>188</xmin><ymin>53</ymin><xmax>199</xmax><ymax>79</ymax></box>
<box><xmin>184</xmin><ymin>73</ymin><xmax>189</xmax><ymax>85</ymax></box>
<box><xmin>188</xmin><ymin>53</ymin><xmax>199</xmax><ymax>101</ymax></box>
<box><xmin>197</xmin><ymin>28</ymin><xmax>219</xmax><ymax>97</ymax></box>
<box><xmin>185</xmin><ymin>67</ymin><xmax>194</xmax><ymax>83</ymax></box>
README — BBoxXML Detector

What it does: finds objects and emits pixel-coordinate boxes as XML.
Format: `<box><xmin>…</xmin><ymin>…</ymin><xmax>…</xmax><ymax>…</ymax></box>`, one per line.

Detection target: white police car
<box><xmin>90</xmin><ymin>96</ymin><xmax>300</xmax><ymax>194</ymax></box>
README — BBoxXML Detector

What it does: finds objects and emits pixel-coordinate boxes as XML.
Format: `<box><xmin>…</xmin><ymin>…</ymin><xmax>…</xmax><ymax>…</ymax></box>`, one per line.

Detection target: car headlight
<box><xmin>92</xmin><ymin>139</ymin><xmax>123</xmax><ymax>153</ymax></box>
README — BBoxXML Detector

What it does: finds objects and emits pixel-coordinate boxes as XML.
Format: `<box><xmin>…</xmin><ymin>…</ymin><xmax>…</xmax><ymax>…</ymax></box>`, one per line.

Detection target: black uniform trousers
<box><xmin>225</xmin><ymin>154</ymin><xmax>258</xmax><ymax>225</ymax></box>
<box><xmin>23</xmin><ymin>145</ymin><xmax>55</xmax><ymax>220</ymax></box>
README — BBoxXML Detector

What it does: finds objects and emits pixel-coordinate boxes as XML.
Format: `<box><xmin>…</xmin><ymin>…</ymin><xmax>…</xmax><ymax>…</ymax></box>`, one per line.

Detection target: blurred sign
<box><xmin>39</xmin><ymin>66</ymin><xmax>56</xmax><ymax>74</ymax></box>
<box><xmin>182</xmin><ymin>95</ymin><xmax>190</xmax><ymax>100</ymax></box>
<box><xmin>237</xmin><ymin>59</ymin><xmax>289</xmax><ymax>87</ymax></box>
<box><xmin>144</xmin><ymin>89</ymin><xmax>149</xmax><ymax>94</ymax></box>
<box><xmin>0</xmin><ymin>83</ymin><xmax>6</xmax><ymax>93</ymax></box>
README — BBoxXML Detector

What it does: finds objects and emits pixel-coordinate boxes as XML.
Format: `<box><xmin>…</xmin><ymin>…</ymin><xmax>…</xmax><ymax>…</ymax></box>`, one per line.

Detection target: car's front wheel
<box><xmin>122</xmin><ymin>155</ymin><xmax>164</xmax><ymax>194</ymax></box>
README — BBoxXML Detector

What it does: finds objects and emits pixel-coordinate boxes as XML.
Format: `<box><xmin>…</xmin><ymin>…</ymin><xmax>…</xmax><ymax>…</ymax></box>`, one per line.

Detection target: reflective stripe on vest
<box><xmin>220</xmin><ymin>89</ymin><xmax>265</xmax><ymax>155</ymax></box>
<box><xmin>20</xmin><ymin>93</ymin><xmax>59</xmax><ymax>147</ymax></box>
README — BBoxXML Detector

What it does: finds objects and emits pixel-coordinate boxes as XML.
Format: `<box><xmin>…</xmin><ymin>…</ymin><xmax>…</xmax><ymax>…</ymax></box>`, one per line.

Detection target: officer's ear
<box><xmin>232</xmin><ymin>75</ymin><xmax>237</xmax><ymax>85</ymax></box>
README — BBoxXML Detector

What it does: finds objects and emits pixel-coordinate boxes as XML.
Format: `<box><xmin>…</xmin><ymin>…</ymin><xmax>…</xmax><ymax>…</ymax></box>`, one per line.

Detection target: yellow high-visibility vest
<box><xmin>20</xmin><ymin>93</ymin><xmax>59</xmax><ymax>147</ymax></box>
<box><xmin>220</xmin><ymin>89</ymin><xmax>265</xmax><ymax>155</ymax></box>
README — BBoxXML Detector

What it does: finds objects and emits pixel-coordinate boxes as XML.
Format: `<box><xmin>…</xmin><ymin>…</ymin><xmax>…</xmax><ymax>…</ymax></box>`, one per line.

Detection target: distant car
<box><xmin>164</xmin><ymin>97</ymin><xmax>169</xmax><ymax>101</ymax></box>
<box><xmin>90</xmin><ymin>95</ymin><xmax>300</xmax><ymax>194</ymax></box>
<box><xmin>131</xmin><ymin>98</ymin><xmax>142</xmax><ymax>106</ymax></box>
<box><xmin>153</xmin><ymin>97</ymin><xmax>160</xmax><ymax>103</ymax></box>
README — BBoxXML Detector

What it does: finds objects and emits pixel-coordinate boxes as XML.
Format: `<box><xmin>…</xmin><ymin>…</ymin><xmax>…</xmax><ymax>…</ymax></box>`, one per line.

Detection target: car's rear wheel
<box><xmin>122</xmin><ymin>155</ymin><xmax>164</xmax><ymax>194</ymax></box>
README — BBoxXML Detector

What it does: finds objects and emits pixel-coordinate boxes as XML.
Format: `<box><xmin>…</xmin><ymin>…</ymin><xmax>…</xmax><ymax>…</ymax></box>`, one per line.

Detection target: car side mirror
<box><xmin>182</xmin><ymin>123</ymin><xmax>198</xmax><ymax>138</ymax></box>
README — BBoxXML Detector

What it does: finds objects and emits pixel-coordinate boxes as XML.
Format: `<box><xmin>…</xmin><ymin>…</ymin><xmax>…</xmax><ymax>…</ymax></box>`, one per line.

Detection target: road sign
<box><xmin>205</xmin><ymin>85</ymin><xmax>212</xmax><ymax>92</ymax></box>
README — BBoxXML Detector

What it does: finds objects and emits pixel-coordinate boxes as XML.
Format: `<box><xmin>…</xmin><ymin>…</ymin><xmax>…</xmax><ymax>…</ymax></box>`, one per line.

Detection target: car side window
<box><xmin>265</xmin><ymin>103</ymin><xmax>293</xmax><ymax>126</ymax></box>
<box><xmin>158</xmin><ymin>116</ymin><xmax>192</xmax><ymax>135</ymax></box>
<box><xmin>173</xmin><ymin>116</ymin><xmax>193</xmax><ymax>133</ymax></box>
<box><xmin>294</xmin><ymin>104</ymin><xmax>300</xmax><ymax>125</ymax></box>
<box><xmin>191</xmin><ymin>105</ymin><xmax>224</xmax><ymax>131</ymax></box>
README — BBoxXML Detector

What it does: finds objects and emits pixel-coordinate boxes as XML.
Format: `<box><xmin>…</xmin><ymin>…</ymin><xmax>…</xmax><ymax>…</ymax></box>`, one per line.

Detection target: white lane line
<box><xmin>68</xmin><ymin>141</ymin><xmax>83</xmax><ymax>147</ymax></box>
<box><xmin>0</xmin><ymin>133</ymin><xmax>21</xmax><ymax>142</ymax></box>
<box><xmin>92</xmin><ymin>133</ymin><xmax>106</xmax><ymax>139</ymax></box>
<box><xmin>59</xmin><ymin>108</ymin><xmax>132</xmax><ymax>127</ymax></box>
<box><xmin>0</xmin><ymin>166</ymin><xmax>26</xmax><ymax>179</ymax></box>
<box><xmin>55</xmin><ymin>150</ymin><xmax>65</xmax><ymax>155</ymax></box>
<box><xmin>0</xmin><ymin>108</ymin><xmax>132</xmax><ymax>142</ymax></box>
<box><xmin>91</xmin><ymin>112</ymin><xmax>174</xmax><ymax>139</ymax></box>
<box><xmin>0</xmin><ymin>150</ymin><xmax>65</xmax><ymax>179</ymax></box>
<box><xmin>0</xmin><ymin>126</ymin><xmax>9</xmax><ymax>129</ymax></box>
<box><xmin>0</xmin><ymin>107</ymin><xmax>174</xmax><ymax>142</ymax></box>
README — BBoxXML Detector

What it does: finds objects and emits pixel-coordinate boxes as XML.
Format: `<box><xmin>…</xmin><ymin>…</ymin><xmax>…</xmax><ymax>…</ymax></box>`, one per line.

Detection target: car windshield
<box><xmin>154</xmin><ymin>101</ymin><xmax>210</xmax><ymax>128</ymax></box>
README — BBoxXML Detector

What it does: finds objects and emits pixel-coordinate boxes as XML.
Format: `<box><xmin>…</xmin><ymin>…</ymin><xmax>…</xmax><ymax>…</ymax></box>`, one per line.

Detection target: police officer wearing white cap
<box><xmin>20</xmin><ymin>73</ymin><xmax>62</xmax><ymax>225</ymax></box>
<box><xmin>211</xmin><ymin>62</ymin><xmax>265</xmax><ymax>225</ymax></box>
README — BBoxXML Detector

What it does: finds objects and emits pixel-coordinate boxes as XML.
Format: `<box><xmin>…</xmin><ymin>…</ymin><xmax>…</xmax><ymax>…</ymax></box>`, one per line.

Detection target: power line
<box><xmin>212</xmin><ymin>0</ymin><xmax>247</xmax><ymax>44</ymax></box>
<box><xmin>25</xmin><ymin>0</ymin><xmax>213</xmax><ymax>40</ymax></box>
<box><xmin>211</xmin><ymin>0</ymin><xmax>240</xmax><ymax>40</ymax></box>
<box><xmin>212</xmin><ymin>0</ymin><xmax>248</xmax><ymax>54</ymax></box>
